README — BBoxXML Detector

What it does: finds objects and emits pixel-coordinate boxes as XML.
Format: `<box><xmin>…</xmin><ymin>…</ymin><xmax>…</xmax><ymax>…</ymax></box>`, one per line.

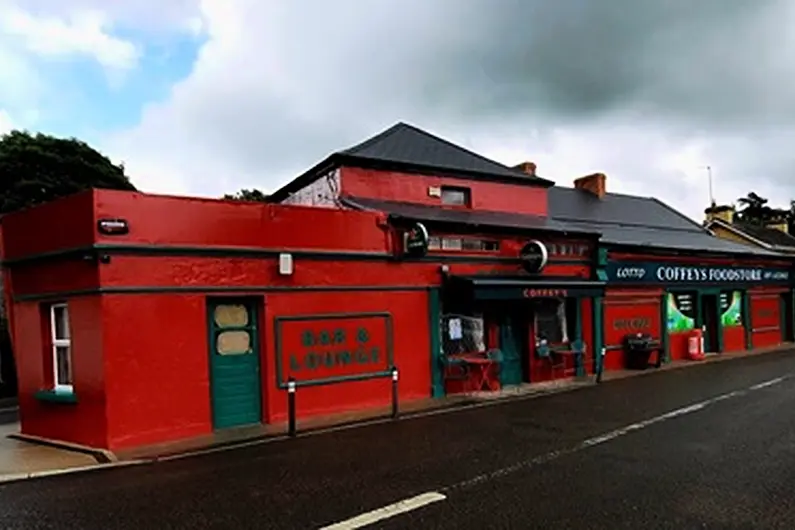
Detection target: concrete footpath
<box><xmin>0</xmin><ymin>423</ymin><xmax>99</xmax><ymax>483</ymax></box>
<box><xmin>0</xmin><ymin>343</ymin><xmax>791</xmax><ymax>484</ymax></box>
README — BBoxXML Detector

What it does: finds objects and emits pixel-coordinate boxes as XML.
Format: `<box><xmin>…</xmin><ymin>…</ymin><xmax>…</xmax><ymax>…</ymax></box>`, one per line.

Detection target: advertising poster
<box><xmin>720</xmin><ymin>291</ymin><xmax>743</xmax><ymax>327</ymax></box>
<box><xmin>666</xmin><ymin>293</ymin><xmax>695</xmax><ymax>332</ymax></box>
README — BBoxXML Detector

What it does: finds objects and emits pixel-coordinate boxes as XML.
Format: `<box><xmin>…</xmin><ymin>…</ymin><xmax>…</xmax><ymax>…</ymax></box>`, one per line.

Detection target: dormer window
<box><xmin>441</xmin><ymin>186</ymin><xmax>471</xmax><ymax>207</ymax></box>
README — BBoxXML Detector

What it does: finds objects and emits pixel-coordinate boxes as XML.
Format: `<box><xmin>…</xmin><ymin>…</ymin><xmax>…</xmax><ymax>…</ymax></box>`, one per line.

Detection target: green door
<box><xmin>499</xmin><ymin>316</ymin><xmax>523</xmax><ymax>386</ymax></box>
<box><xmin>208</xmin><ymin>299</ymin><xmax>262</xmax><ymax>429</ymax></box>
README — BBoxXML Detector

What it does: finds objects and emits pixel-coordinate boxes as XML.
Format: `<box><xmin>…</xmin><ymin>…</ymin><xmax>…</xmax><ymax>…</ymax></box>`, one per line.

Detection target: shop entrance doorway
<box><xmin>780</xmin><ymin>292</ymin><xmax>794</xmax><ymax>342</ymax></box>
<box><xmin>701</xmin><ymin>294</ymin><xmax>720</xmax><ymax>353</ymax></box>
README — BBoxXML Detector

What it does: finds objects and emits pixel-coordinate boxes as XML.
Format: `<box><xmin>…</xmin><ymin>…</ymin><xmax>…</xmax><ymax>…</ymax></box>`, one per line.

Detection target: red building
<box><xmin>1</xmin><ymin>122</ymin><xmax>792</xmax><ymax>452</ymax></box>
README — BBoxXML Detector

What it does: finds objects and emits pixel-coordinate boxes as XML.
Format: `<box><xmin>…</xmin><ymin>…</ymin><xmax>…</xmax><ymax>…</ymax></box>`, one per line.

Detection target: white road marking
<box><xmin>319</xmin><ymin>492</ymin><xmax>447</xmax><ymax>529</ymax></box>
<box><xmin>0</xmin><ymin>406</ymin><xmax>18</xmax><ymax>414</ymax></box>
<box><xmin>750</xmin><ymin>377</ymin><xmax>786</xmax><ymax>390</ymax></box>
<box><xmin>445</xmin><ymin>375</ymin><xmax>790</xmax><ymax>493</ymax></box>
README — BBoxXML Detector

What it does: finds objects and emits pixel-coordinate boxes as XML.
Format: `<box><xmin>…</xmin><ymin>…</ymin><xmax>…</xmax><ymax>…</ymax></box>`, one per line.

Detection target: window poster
<box><xmin>720</xmin><ymin>290</ymin><xmax>743</xmax><ymax>327</ymax></box>
<box><xmin>666</xmin><ymin>292</ymin><xmax>695</xmax><ymax>332</ymax></box>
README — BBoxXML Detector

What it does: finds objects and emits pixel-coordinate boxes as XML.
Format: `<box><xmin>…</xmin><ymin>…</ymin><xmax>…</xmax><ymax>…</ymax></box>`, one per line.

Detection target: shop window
<box><xmin>429</xmin><ymin>235</ymin><xmax>500</xmax><ymax>252</ymax></box>
<box><xmin>48</xmin><ymin>303</ymin><xmax>73</xmax><ymax>392</ymax></box>
<box><xmin>442</xmin><ymin>313</ymin><xmax>486</xmax><ymax>356</ymax></box>
<box><xmin>214</xmin><ymin>304</ymin><xmax>249</xmax><ymax>328</ymax></box>
<box><xmin>442</xmin><ymin>237</ymin><xmax>463</xmax><ymax>251</ymax></box>
<box><xmin>441</xmin><ymin>187</ymin><xmax>471</xmax><ymax>207</ymax></box>
<box><xmin>217</xmin><ymin>330</ymin><xmax>252</xmax><ymax>355</ymax></box>
<box><xmin>534</xmin><ymin>298</ymin><xmax>578</xmax><ymax>345</ymax></box>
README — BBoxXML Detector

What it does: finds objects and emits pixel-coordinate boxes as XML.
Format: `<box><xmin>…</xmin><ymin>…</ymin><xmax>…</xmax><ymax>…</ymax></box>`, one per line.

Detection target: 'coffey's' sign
<box><xmin>606</xmin><ymin>262</ymin><xmax>791</xmax><ymax>285</ymax></box>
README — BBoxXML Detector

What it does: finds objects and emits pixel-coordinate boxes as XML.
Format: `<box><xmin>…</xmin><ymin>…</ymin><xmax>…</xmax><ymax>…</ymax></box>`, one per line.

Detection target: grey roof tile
<box><xmin>340</xmin><ymin>122</ymin><xmax>553</xmax><ymax>185</ymax></box>
<box><xmin>730</xmin><ymin>221</ymin><xmax>795</xmax><ymax>248</ymax></box>
<box><xmin>548</xmin><ymin>186</ymin><xmax>779</xmax><ymax>256</ymax></box>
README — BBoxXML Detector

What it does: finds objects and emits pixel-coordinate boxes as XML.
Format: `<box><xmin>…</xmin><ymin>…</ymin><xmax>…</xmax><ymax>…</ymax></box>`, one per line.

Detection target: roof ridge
<box><xmin>395</xmin><ymin>122</ymin><xmax>528</xmax><ymax>176</ymax></box>
<box><xmin>649</xmin><ymin>197</ymin><xmax>708</xmax><ymax>232</ymax></box>
<box><xmin>348</xmin><ymin>121</ymin><xmax>545</xmax><ymax>181</ymax></box>
<box><xmin>340</xmin><ymin>122</ymin><xmax>406</xmax><ymax>156</ymax></box>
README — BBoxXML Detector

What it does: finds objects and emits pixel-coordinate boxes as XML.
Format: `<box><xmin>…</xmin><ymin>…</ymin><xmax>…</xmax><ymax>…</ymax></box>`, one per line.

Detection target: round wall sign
<box><xmin>520</xmin><ymin>240</ymin><xmax>548</xmax><ymax>274</ymax></box>
<box><xmin>404</xmin><ymin>222</ymin><xmax>430</xmax><ymax>257</ymax></box>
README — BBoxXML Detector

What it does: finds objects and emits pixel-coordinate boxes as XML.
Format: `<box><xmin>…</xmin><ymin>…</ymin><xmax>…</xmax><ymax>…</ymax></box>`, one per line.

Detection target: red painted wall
<box><xmin>750</xmin><ymin>293</ymin><xmax>782</xmax><ymax>349</ymax></box>
<box><xmin>14</xmin><ymin>297</ymin><xmax>107</xmax><ymax>448</ymax></box>
<box><xmin>93</xmin><ymin>189</ymin><xmax>391</xmax><ymax>252</ymax></box>
<box><xmin>264</xmin><ymin>291</ymin><xmax>429</xmax><ymax>423</ymax></box>
<box><xmin>603</xmin><ymin>291</ymin><xmax>662</xmax><ymax>370</ymax></box>
<box><xmin>1</xmin><ymin>190</ymin><xmax>94</xmax><ymax>260</ymax></box>
<box><xmin>722</xmin><ymin>325</ymin><xmax>746</xmax><ymax>353</ymax></box>
<box><xmin>341</xmin><ymin>167</ymin><xmax>549</xmax><ymax>216</ymax></box>
<box><xmin>103</xmin><ymin>294</ymin><xmax>211</xmax><ymax>450</ymax></box>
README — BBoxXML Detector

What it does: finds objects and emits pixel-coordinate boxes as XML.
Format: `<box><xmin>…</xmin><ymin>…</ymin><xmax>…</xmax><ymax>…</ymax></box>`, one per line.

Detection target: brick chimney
<box><xmin>513</xmin><ymin>161</ymin><xmax>537</xmax><ymax>177</ymax></box>
<box><xmin>766</xmin><ymin>219</ymin><xmax>789</xmax><ymax>234</ymax></box>
<box><xmin>574</xmin><ymin>173</ymin><xmax>606</xmax><ymax>199</ymax></box>
<box><xmin>704</xmin><ymin>204</ymin><xmax>735</xmax><ymax>225</ymax></box>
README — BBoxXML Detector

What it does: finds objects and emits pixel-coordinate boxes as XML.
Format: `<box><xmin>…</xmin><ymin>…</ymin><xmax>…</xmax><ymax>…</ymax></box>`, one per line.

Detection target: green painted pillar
<box><xmin>593</xmin><ymin>296</ymin><xmax>604</xmax><ymax>375</ymax></box>
<box><xmin>660</xmin><ymin>293</ymin><xmax>670</xmax><ymax>363</ymax></box>
<box><xmin>428</xmin><ymin>288</ymin><xmax>444</xmax><ymax>398</ymax></box>
<box><xmin>742</xmin><ymin>290</ymin><xmax>752</xmax><ymax>350</ymax></box>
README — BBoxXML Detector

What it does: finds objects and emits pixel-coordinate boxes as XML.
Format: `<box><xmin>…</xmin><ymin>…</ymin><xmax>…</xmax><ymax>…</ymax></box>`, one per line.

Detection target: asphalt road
<box><xmin>2</xmin><ymin>350</ymin><xmax>795</xmax><ymax>529</ymax></box>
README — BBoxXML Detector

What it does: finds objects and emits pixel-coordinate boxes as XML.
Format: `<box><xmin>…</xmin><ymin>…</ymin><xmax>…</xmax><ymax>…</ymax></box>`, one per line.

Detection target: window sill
<box><xmin>34</xmin><ymin>389</ymin><xmax>78</xmax><ymax>404</ymax></box>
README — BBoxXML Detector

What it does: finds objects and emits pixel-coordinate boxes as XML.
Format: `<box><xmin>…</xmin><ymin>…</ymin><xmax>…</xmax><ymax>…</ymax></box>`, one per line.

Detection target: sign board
<box><xmin>275</xmin><ymin>313</ymin><xmax>392</xmax><ymax>387</ymax></box>
<box><xmin>606</xmin><ymin>262</ymin><xmax>790</xmax><ymax>286</ymax></box>
<box><xmin>520</xmin><ymin>240</ymin><xmax>548</xmax><ymax>274</ymax></box>
<box><xmin>404</xmin><ymin>222</ymin><xmax>430</xmax><ymax>257</ymax></box>
<box><xmin>522</xmin><ymin>288</ymin><xmax>567</xmax><ymax>299</ymax></box>
<box><xmin>97</xmin><ymin>218</ymin><xmax>129</xmax><ymax>235</ymax></box>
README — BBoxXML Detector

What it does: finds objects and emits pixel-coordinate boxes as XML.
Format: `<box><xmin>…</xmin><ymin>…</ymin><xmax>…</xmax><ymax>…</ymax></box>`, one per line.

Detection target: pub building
<box><xmin>1</xmin><ymin>121</ymin><xmax>792</xmax><ymax>453</ymax></box>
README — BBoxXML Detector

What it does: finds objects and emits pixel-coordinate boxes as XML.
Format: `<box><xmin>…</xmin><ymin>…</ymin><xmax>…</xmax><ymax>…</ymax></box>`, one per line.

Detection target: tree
<box><xmin>735</xmin><ymin>192</ymin><xmax>776</xmax><ymax>225</ymax></box>
<box><xmin>0</xmin><ymin>130</ymin><xmax>136</xmax><ymax>398</ymax></box>
<box><xmin>223</xmin><ymin>188</ymin><xmax>269</xmax><ymax>202</ymax></box>
<box><xmin>0</xmin><ymin>130</ymin><xmax>136</xmax><ymax>214</ymax></box>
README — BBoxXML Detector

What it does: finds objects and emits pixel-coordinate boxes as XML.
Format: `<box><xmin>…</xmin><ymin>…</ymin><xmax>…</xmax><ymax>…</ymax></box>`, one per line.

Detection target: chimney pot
<box><xmin>513</xmin><ymin>161</ymin><xmax>537</xmax><ymax>176</ymax></box>
<box><xmin>574</xmin><ymin>173</ymin><xmax>606</xmax><ymax>199</ymax></box>
<box><xmin>704</xmin><ymin>204</ymin><xmax>735</xmax><ymax>225</ymax></box>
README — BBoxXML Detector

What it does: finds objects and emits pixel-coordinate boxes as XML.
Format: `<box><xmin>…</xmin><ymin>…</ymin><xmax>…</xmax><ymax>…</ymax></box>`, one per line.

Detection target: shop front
<box><xmin>602</xmin><ymin>259</ymin><xmax>793</xmax><ymax>366</ymax></box>
<box><xmin>437</xmin><ymin>267</ymin><xmax>604</xmax><ymax>394</ymax></box>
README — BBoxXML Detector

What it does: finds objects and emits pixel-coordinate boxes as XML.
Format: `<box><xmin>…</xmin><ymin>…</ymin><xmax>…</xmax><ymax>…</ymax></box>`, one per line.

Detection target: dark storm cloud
<box><xmin>410</xmin><ymin>0</ymin><xmax>790</xmax><ymax>129</ymax></box>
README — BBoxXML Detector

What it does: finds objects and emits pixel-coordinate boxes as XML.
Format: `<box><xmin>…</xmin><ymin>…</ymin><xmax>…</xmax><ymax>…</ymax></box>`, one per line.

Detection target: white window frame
<box><xmin>49</xmin><ymin>303</ymin><xmax>73</xmax><ymax>393</ymax></box>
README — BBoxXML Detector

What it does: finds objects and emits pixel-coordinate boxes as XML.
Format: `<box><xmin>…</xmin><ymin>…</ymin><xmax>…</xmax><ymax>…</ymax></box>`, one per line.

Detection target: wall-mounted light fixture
<box><xmin>279</xmin><ymin>253</ymin><xmax>294</xmax><ymax>275</ymax></box>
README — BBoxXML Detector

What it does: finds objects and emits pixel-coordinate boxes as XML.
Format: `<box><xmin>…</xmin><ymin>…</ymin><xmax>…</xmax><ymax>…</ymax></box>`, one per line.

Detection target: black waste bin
<box><xmin>623</xmin><ymin>333</ymin><xmax>662</xmax><ymax>370</ymax></box>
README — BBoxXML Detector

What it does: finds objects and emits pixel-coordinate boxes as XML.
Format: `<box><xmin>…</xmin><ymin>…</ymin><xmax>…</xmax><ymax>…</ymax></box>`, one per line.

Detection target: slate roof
<box><xmin>268</xmin><ymin>122</ymin><xmax>552</xmax><ymax>202</ymax></box>
<box><xmin>338</xmin><ymin>122</ymin><xmax>553</xmax><ymax>185</ymax></box>
<box><xmin>716</xmin><ymin>220</ymin><xmax>795</xmax><ymax>249</ymax></box>
<box><xmin>341</xmin><ymin>196</ymin><xmax>600</xmax><ymax>236</ymax></box>
<box><xmin>547</xmin><ymin>186</ymin><xmax>780</xmax><ymax>256</ymax></box>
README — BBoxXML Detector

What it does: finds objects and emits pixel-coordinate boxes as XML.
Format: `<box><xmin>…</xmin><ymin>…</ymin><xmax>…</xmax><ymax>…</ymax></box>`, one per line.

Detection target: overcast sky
<box><xmin>2</xmin><ymin>0</ymin><xmax>795</xmax><ymax>221</ymax></box>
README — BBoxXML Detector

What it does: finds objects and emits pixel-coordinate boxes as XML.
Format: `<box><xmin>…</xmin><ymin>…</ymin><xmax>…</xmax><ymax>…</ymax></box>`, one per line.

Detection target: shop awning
<box><xmin>447</xmin><ymin>275</ymin><xmax>606</xmax><ymax>300</ymax></box>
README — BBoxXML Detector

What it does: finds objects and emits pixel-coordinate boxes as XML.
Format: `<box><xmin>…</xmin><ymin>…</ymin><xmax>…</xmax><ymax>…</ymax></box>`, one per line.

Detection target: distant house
<box><xmin>704</xmin><ymin>204</ymin><xmax>795</xmax><ymax>255</ymax></box>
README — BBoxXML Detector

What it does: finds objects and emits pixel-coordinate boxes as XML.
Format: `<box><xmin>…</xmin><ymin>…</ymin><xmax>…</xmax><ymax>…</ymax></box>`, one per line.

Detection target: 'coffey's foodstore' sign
<box><xmin>606</xmin><ymin>262</ymin><xmax>791</xmax><ymax>285</ymax></box>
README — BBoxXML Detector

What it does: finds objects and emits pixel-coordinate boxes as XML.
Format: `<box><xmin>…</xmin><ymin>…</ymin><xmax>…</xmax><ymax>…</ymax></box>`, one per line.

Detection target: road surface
<box><xmin>2</xmin><ymin>350</ymin><xmax>795</xmax><ymax>529</ymax></box>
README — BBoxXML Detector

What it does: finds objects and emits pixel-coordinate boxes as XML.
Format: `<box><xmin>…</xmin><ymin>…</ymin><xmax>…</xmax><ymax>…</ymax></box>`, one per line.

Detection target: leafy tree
<box><xmin>223</xmin><ymin>188</ymin><xmax>269</xmax><ymax>202</ymax></box>
<box><xmin>0</xmin><ymin>130</ymin><xmax>136</xmax><ymax>397</ymax></box>
<box><xmin>0</xmin><ymin>130</ymin><xmax>136</xmax><ymax>214</ymax></box>
<box><xmin>735</xmin><ymin>192</ymin><xmax>776</xmax><ymax>225</ymax></box>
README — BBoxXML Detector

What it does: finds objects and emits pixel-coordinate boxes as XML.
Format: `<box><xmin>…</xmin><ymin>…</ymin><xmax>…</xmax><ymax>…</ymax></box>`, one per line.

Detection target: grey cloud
<box><xmin>109</xmin><ymin>0</ymin><xmax>795</xmax><ymax>215</ymax></box>
<box><xmin>407</xmin><ymin>0</ymin><xmax>791</xmax><ymax>129</ymax></box>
